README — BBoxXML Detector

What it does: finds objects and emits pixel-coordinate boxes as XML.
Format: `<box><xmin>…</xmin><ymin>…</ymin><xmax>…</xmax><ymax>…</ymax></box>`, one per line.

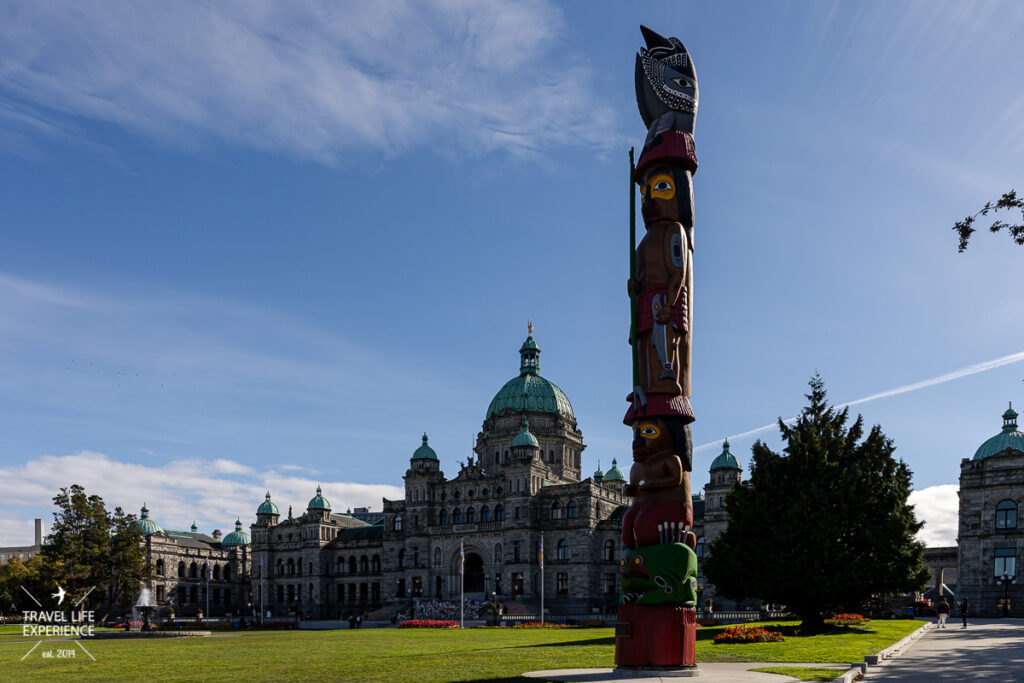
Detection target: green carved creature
<box><xmin>620</xmin><ymin>542</ymin><xmax>698</xmax><ymax>606</ymax></box>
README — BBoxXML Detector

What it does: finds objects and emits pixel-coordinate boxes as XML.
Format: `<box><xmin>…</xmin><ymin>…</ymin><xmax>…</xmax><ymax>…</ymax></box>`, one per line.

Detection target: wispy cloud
<box><xmin>696</xmin><ymin>350</ymin><xmax>1024</xmax><ymax>452</ymax></box>
<box><xmin>0</xmin><ymin>450</ymin><xmax>403</xmax><ymax>535</ymax></box>
<box><xmin>0</xmin><ymin>1</ymin><xmax>618</xmax><ymax>163</ymax></box>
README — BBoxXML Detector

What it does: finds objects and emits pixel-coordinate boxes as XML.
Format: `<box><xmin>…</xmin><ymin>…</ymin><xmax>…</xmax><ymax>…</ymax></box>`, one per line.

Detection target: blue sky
<box><xmin>1</xmin><ymin>1</ymin><xmax>1022</xmax><ymax>547</ymax></box>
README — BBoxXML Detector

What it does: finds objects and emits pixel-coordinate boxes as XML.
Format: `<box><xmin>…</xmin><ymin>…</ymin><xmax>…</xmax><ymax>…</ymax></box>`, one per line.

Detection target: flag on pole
<box><xmin>459</xmin><ymin>541</ymin><xmax>465</xmax><ymax>575</ymax></box>
<box><xmin>260</xmin><ymin>559</ymin><xmax>265</xmax><ymax>583</ymax></box>
<box><xmin>538</xmin><ymin>536</ymin><xmax>544</xmax><ymax>570</ymax></box>
<box><xmin>204</xmin><ymin>561</ymin><xmax>211</xmax><ymax>582</ymax></box>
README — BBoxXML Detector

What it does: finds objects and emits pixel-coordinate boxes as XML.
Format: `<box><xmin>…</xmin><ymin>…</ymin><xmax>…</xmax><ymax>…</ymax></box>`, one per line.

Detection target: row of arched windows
<box><xmin>161</xmin><ymin>560</ymin><xmax>231</xmax><ymax>581</ymax></box>
<box><xmin>436</xmin><ymin>505</ymin><xmax>505</xmax><ymax>526</ymax></box>
<box><xmin>333</xmin><ymin>554</ymin><xmax>382</xmax><ymax>574</ymax></box>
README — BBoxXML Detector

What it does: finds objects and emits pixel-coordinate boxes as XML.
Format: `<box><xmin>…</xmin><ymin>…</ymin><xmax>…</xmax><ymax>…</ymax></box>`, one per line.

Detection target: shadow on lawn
<box><xmin>512</xmin><ymin>636</ymin><xmax>614</xmax><ymax>648</ymax></box>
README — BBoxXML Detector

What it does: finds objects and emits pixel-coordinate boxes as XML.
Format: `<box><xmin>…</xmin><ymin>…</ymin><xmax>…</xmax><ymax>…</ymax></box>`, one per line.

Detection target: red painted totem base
<box><xmin>615</xmin><ymin>604</ymin><xmax>697</xmax><ymax>668</ymax></box>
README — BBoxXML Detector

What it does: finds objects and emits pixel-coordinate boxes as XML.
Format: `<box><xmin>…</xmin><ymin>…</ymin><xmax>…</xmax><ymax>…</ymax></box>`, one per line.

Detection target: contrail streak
<box><xmin>695</xmin><ymin>349</ymin><xmax>1024</xmax><ymax>453</ymax></box>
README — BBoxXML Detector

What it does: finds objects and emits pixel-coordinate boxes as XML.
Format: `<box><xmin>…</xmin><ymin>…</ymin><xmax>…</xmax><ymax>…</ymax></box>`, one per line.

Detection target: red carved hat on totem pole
<box><xmin>623</xmin><ymin>394</ymin><xmax>695</xmax><ymax>426</ymax></box>
<box><xmin>634</xmin><ymin>129</ymin><xmax>698</xmax><ymax>183</ymax></box>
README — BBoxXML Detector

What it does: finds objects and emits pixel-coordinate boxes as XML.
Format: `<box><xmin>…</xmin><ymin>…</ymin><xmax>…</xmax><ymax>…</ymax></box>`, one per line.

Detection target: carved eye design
<box><xmin>654</xmin><ymin>180</ymin><xmax>672</xmax><ymax>192</ymax></box>
<box><xmin>633</xmin><ymin>555</ymin><xmax>643</xmax><ymax>566</ymax></box>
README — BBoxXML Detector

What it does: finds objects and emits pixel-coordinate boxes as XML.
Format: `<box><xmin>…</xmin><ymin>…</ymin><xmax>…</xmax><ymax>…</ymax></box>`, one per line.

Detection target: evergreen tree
<box><xmin>704</xmin><ymin>376</ymin><xmax>930</xmax><ymax>629</ymax></box>
<box><xmin>42</xmin><ymin>485</ymin><xmax>151</xmax><ymax>617</ymax></box>
<box><xmin>0</xmin><ymin>555</ymin><xmax>48</xmax><ymax>614</ymax></box>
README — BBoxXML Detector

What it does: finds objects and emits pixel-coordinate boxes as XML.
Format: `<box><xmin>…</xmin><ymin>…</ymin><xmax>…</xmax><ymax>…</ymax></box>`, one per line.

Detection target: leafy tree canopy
<box><xmin>704</xmin><ymin>376</ymin><xmax>930</xmax><ymax>630</ymax></box>
<box><xmin>42</xmin><ymin>484</ymin><xmax>151</xmax><ymax>616</ymax></box>
<box><xmin>953</xmin><ymin>190</ymin><xmax>1024</xmax><ymax>252</ymax></box>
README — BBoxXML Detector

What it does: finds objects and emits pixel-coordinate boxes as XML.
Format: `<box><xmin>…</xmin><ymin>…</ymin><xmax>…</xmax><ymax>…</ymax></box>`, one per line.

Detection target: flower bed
<box><xmin>713</xmin><ymin>624</ymin><xmax>785</xmax><ymax>644</ymax></box>
<box><xmin>398</xmin><ymin>619</ymin><xmax>461</xmax><ymax>629</ymax></box>
<box><xmin>509</xmin><ymin>621</ymin><xmax>576</xmax><ymax>629</ymax></box>
<box><xmin>825</xmin><ymin>613</ymin><xmax>870</xmax><ymax>627</ymax></box>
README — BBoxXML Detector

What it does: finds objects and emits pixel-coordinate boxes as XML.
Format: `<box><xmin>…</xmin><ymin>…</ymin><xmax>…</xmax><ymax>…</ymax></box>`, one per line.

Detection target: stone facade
<box><xmin>139</xmin><ymin>517</ymin><xmax>252</xmax><ymax>618</ymax></box>
<box><xmin>957</xmin><ymin>403</ymin><xmax>1024</xmax><ymax>616</ymax></box>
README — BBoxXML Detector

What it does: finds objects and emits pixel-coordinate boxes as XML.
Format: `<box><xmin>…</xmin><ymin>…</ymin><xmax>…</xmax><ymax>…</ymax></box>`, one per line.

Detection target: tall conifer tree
<box><xmin>705</xmin><ymin>376</ymin><xmax>930</xmax><ymax>629</ymax></box>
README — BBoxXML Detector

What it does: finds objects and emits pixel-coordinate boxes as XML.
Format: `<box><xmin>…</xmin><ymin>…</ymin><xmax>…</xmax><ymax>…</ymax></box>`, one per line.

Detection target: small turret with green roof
<box><xmin>511</xmin><ymin>418</ymin><xmax>540</xmax><ymax>449</ymax></box>
<box><xmin>973</xmin><ymin>402</ymin><xmax>1024</xmax><ymax>460</ymax></box>
<box><xmin>604</xmin><ymin>458</ymin><xmax>627</xmax><ymax>483</ymax></box>
<box><xmin>222</xmin><ymin>519</ymin><xmax>251</xmax><ymax>547</ymax></box>
<box><xmin>710</xmin><ymin>439</ymin><xmax>741</xmax><ymax>471</ymax></box>
<box><xmin>593</xmin><ymin>460</ymin><xmax>605</xmax><ymax>485</ymax></box>
<box><xmin>136</xmin><ymin>504</ymin><xmax>163</xmax><ymax>536</ymax></box>
<box><xmin>307</xmin><ymin>485</ymin><xmax>331</xmax><ymax>510</ymax></box>
<box><xmin>190</xmin><ymin>521</ymin><xmax>198</xmax><ymax>533</ymax></box>
<box><xmin>412</xmin><ymin>433</ymin><xmax>438</xmax><ymax>460</ymax></box>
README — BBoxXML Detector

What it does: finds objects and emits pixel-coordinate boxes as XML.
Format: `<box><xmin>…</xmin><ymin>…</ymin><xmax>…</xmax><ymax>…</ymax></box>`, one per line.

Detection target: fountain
<box><xmin>132</xmin><ymin>585</ymin><xmax>156</xmax><ymax>631</ymax></box>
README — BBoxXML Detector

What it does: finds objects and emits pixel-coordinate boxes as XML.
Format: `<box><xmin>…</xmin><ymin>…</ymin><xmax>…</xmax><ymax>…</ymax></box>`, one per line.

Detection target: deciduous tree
<box><xmin>953</xmin><ymin>190</ymin><xmax>1024</xmax><ymax>251</ymax></box>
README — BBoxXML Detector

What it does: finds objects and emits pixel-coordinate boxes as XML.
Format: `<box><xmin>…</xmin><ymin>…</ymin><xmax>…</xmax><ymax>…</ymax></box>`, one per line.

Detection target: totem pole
<box><xmin>615</xmin><ymin>26</ymin><xmax>700</xmax><ymax>672</ymax></box>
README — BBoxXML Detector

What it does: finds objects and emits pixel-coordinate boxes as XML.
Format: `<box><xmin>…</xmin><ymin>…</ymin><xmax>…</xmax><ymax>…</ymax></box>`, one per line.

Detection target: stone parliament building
<box><xmin>126</xmin><ymin>331</ymin><xmax>747</xmax><ymax>619</ymax></box>
<box><xmin>45</xmin><ymin>330</ymin><xmax>1019</xmax><ymax>619</ymax></box>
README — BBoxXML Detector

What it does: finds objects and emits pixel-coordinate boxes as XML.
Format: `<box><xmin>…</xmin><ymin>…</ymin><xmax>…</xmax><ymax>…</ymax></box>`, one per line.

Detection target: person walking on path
<box><xmin>958</xmin><ymin>596</ymin><xmax>969</xmax><ymax>629</ymax></box>
<box><xmin>936</xmin><ymin>598</ymin><xmax>950</xmax><ymax>628</ymax></box>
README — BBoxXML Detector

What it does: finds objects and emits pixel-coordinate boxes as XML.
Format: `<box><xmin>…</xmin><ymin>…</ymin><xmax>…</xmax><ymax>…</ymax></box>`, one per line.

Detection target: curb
<box><xmin>857</xmin><ymin>621</ymin><xmax>931</xmax><ymax>671</ymax></box>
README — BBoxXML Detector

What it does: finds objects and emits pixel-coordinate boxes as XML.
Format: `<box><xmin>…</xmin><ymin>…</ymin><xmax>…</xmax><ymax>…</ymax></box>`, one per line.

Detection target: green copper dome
<box><xmin>973</xmin><ymin>403</ymin><xmax>1024</xmax><ymax>461</ymax></box>
<box><xmin>604</xmin><ymin>458</ymin><xmax>627</xmax><ymax>482</ymax></box>
<box><xmin>257</xmin><ymin>491</ymin><xmax>279</xmax><ymax>516</ymax></box>
<box><xmin>486</xmin><ymin>328</ymin><xmax>574</xmax><ymax>420</ymax></box>
<box><xmin>593</xmin><ymin>461</ymin><xmax>605</xmax><ymax>483</ymax></box>
<box><xmin>412</xmin><ymin>433</ymin><xmax>438</xmax><ymax>460</ymax></box>
<box><xmin>710</xmin><ymin>439</ymin><xmax>742</xmax><ymax>471</ymax></box>
<box><xmin>222</xmin><ymin>519</ymin><xmax>251</xmax><ymax>547</ymax></box>
<box><xmin>511</xmin><ymin>418</ymin><xmax>540</xmax><ymax>448</ymax></box>
<box><xmin>136</xmin><ymin>504</ymin><xmax>163</xmax><ymax>536</ymax></box>
<box><xmin>307</xmin><ymin>486</ymin><xmax>331</xmax><ymax>510</ymax></box>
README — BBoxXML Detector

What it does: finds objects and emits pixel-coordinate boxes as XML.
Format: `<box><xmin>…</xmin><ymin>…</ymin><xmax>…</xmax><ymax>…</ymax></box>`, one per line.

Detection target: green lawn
<box><xmin>0</xmin><ymin>620</ymin><xmax>922</xmax><ymax>681</ymax></box>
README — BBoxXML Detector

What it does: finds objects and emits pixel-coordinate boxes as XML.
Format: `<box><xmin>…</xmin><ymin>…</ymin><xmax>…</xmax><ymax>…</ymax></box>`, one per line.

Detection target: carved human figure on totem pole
<box><xmin>622</xmin><ymin>25</ymin><xmax>699</xmax><ymax>552</ymax></box>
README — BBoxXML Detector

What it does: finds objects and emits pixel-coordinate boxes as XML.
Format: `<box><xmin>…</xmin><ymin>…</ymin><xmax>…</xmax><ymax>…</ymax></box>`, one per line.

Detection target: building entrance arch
<box><xmin>464</xmin><ymin>552</ymin><xmax>485</xmax><ymax>593</ymax></box>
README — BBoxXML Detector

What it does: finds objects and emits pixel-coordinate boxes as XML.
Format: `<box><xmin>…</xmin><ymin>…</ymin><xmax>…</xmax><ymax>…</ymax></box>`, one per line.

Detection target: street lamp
<box><xmin>997</xmin><ymin>572</ymin><xmax>1016</xmax><ymax>617</ymax></box>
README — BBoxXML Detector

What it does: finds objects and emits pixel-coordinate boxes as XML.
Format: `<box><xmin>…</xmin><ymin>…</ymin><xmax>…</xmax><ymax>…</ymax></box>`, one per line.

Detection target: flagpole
<box><xmin>540</xmin><ymin>533</ymin><xmax>544</xmax><ymax>626</ymax></box>
<box><xmin>460</xmin><ymin>540</ymin><xmax>465</xmax><ymax>629</ymax></box>
<box><xmin>260</xmin><ymin>555</ymin><xmax>265</xmax><ymax>625</ymax></box>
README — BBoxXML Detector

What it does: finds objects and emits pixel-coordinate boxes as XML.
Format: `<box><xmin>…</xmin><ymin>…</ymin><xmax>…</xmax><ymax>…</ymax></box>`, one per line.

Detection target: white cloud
<box><xmin>910</xmin><ymin>484</ymin><xmax>959</xmax><ymax>548</ymax></box>
<box><xmin>0</xmin><ymin>1</ymin><xmax>618</xmax><ymax>163</ymax></box>
<box><xmin>0</xmin><ymin>451</ymin><xmax>403</xmax><ymax>535</ymax></box>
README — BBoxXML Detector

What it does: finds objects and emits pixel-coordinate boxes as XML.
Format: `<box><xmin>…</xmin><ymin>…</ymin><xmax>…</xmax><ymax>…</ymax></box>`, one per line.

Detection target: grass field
<box><xmin>0</xmin><ymin>620</ymin><xmax>922</xmax><ymax>681</ymax></box>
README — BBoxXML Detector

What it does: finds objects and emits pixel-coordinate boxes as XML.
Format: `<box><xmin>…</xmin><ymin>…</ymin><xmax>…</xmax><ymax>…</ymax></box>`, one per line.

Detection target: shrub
<box><xmin>825</xmin><ymin>613</ymin><xmax>870</xmax><ymax>627</ymax></box>
<box><xmin>713</xmin><ymin>624</ymin><xmax>785</xmax><ymax>644</ymax></box>
<box><xmin>398</xmin><ymin>619</ymin><xmax>461</xmax><ymax>629</ymax></box>
<box><xmin>510</xmin><ymin>621</ymin><xmax>576</xmax><ymax>629</ymax></box>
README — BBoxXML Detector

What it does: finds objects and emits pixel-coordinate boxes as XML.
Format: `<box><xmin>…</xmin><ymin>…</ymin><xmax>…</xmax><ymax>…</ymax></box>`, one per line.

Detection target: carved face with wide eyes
<box><xmin>632</xmin><ymin>417</ymin><xmax>673</xmax><ymax>459</ymax></box>
<box><xmin>639</xmin><ymin>166</ymin><xmax>681</xmax><ymax>225</ymax></box>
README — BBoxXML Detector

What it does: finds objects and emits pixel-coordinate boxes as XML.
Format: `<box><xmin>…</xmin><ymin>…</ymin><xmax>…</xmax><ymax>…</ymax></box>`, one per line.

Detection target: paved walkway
<box><xmin>862</xmin><ymin>618</ymin><xmax>1024</xmax><ymax>681</ymax></box>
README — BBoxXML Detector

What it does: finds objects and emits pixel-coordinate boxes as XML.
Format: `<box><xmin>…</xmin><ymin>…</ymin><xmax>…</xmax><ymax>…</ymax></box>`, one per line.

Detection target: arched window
<box><xmin>178</xmin><ymin>561</ymin><xmax>185</xmax><ymax>578</ymax></box>
<box><xmin>287</xmin><ymin>558</ymin><xmax>295</xmax><ymax>575</ymax></box>
<box><xmin>466</xmin><ymin>507</ymin><xmax>476</xmax><ymax>524</ymax></box>
<box><xmin>996</xmin><ymin>500</ymin><xmax>1018</xmax><ymax>530</ymax></box>
<box><xmin>603</xmin><ymin>540</ymin><xmax>615</xmax><ymax>562</ymax></box>
<box><xmin>453</xmin><ymin>508</ymin><xmax>462</xmax><ymax>524</ymax></box>
<box><xmin>495</xmin><ymin>504</ymin><xmax>505</xmax><ymax>521</ymax></box>
<box><xmin>398</xmin><ymin>549</ymin><xmax>405</xmax><ymax>568</ymax></box>
<box><xmin>360</xmin><ymin>555</ymin><xmax>369</xmax><ymax>573</ymax></box>
<box><xmin>480</xmin><ymin>505</ymin><xmax>490</xmax><ymax>522</ymax></box>
<box><xmin>557</xmin><ymin>539</ymin><xmax>570</xmax><ymax>561</ymax></box>
<box><xmin>189</xmin><ymin>562</ymin><xmax>198</xmax><ymax>578</ymax></box>
<box><xmin>439</xmin><ymin>509</ymin><xmax>448</xmax><ymax>525</ymax></box>
<box><xmin>434</xmin><ymin>547</ymin><xmax>441</xmax><ymax>567</ymax></box>
<box><xmin>372</xmin><ymin>555</ymin><xmax>381</xmax><ymax>572</ymax></box>
<box><xmin>213</xmin><ymin>564</ymin><xmax>221</xmax><ymax>580</ymax></box>
<box><xmin>494</xmin><ymin>543</ymin><xmax>503</xmax><ymax>564</ymax></box>
<box><xmin>223</xmin><ymin>565</ymin><xmax>231</xmax><ymax>581</ymax></box>
<box><xmin>394</xmin><ymin>515</ymin><xmax>403</xmax><ymax>531</ymax></box>
<box><xmin>567</xmin><ymin>501</ymin><xmax>578</xmax><ymax>519</ymax></box>
<box><xmin>548</xmin><ymin>449</ymin><xmax>555</xmax><ymax>463</ymax></box>
<box><xmin>696</xmin><ymin>537</ymin><xmax>705</xmax><ymax>559</ymax></box>
<box><xmin>551</xmin><ymin>502</ymin><xmax>563</xmax><ymax>520</ymax></box>
<box><xmin>156</xmin><ymin>559</ymin><xmax>165</xmax><ymax>576</ymax></box>
<box><xmin>349</xmin><ymin>557</ymin><xmax>357</xmax><ymax>574</ymax></box>
<box><xmin>277</xmin><ymin>559</ymin><xmax>284</xmax><ymax>576</ymax></box>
